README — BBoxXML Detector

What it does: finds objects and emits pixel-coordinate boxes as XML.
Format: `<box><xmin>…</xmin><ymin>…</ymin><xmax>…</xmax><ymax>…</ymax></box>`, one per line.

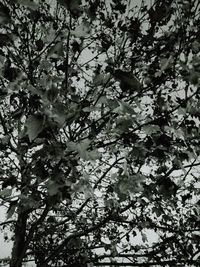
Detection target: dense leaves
<box><xmin>0</xmin><ymin>0</ymin><xmax>200</xmax><ymax>267</ymax></box>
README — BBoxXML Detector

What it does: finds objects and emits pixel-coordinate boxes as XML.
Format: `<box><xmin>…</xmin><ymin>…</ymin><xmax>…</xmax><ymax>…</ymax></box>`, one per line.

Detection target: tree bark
<box><xmin>10</xmin><ymin>210</ymin><xmax>28</xmax><ymax>267</ymax></box>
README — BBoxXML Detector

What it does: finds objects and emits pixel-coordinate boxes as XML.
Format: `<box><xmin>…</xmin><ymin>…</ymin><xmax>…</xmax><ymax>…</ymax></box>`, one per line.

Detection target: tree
<box><xmin>0</xmin><ymin>0</ymin><xmax>200</xmax><ymax>266</ymax></box>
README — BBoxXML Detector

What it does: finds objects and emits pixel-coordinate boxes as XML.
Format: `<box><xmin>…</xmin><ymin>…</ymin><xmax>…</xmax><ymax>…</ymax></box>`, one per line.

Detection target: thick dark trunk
<box><xmin>10</xmin><ymin>143</ymin><xmax>30</xmax><ymax>267</ymax></box>
<box><xmin>10</xmin><ymin>211</ymin><xmax>28</xmax><ymax>267</ymax></box>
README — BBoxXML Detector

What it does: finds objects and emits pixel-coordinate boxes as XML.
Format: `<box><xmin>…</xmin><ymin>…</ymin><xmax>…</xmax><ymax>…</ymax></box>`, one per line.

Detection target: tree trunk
<box><xmin>10</xmin><ymin>130</ymin><xmax>30</xmax><ymax>267</ymax></box>
<box><xmin>9</xmin><ymin>209</ymin><xmax>28</xmax><ymax>267</ymax></box>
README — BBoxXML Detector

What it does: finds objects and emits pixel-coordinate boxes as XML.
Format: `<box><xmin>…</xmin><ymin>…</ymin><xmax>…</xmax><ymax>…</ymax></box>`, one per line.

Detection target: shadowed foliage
<box><xmin>0</xmin><ymin>0</ymin><xmax>200</xmax><ymax>266</ymax></box>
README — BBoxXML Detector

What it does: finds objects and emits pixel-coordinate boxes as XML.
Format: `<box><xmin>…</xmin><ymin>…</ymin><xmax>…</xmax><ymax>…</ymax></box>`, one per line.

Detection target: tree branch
<box><xmin>0</xmin><ymin>220</ymin><xmax>16</xmax><ymax>226</ymax></box>
<box><xmin>92</xmin><ymin>260</ymin><xmax>199</xmax><ymax>266</ymax></box>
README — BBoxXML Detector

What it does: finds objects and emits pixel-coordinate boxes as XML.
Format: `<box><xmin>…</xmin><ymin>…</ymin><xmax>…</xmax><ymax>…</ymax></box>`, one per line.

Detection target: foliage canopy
<box><xmin>0</xmin><ymin>0</ymin><xmax>200</xmax><ymax>266</ymax></box>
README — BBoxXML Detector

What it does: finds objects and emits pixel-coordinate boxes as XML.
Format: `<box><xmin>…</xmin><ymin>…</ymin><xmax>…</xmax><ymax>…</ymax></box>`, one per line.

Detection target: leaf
<box><xmin>52</xmin><ymin>111</ymin><xmax>66</xmax><ymax>128</ymax></box>
<box><xmin>35</xmin><ymin>39</ymin><xmax>44</xmax><ymax>51</ymax></box>
<box><xmin>0</xmin><ymin>188</ymin><xmax>12</xmax><ymax>197</ymax></box>
<box><xmin>67</xmin><ymin>141</ymin><xmax>78</xmax><ymax>151</ymax></box>
<box><xmin>0</xmin><ymin>3</ymin><xmax>11</xmax><ymax>24</ymax></box>
<box><xmin>46</xmin><ymin>84</ymin><xmax>58</xmax><ymax>102</ymax></box>
<box><xmin>0</xmin><ymin>33</ymin><xmax>12</xmax><ymax>47</ymax></box>
<box><xmin>1</xmin><ymin>135</ymin><xmax>10</xmax><ymax>145</ymax></box>
<box><xmin>117</xmin><ymin>174</ymin><xmax>145</xmax><ymax>200</ymax></box>
<box><xmin>18</xmin><ymin>0</ymin><xmax>38</xmax><ymax>10</ymax></box>
<box><xmin>46</xmin><ymin>180</ymin><xmax>61</xmax><ymax>196</ymax></box>
<box><xmin>68</xmin><ymin>0</ymin><xmax>82</xmax><ymax>11</ymax></box>
<box><xmin>118</xmin><ymin>180</ymin><xmax>129</xmax><ymax>195</ymax></box>
<box><xmin>156</xmin><ymin>56</ymin><xmax>173</xmax><ymax>77</ymax></box>
<box><xmin>115</xmin><ymin>117</ymin><xmax>133</xmax><ymax>132</ymax></box>
<box><xmin>78</xmin><ymin>139</ymin><xmax>91</xmax><ymax>159</ymax></box>
<box><xmin>48</xmin><ymin>103</ymin><xmax>66</xmax><ymax>127</ymax></box>
<box><xmin>96</xmin><ymin>96</ymin><xmax>108</xmax><ymax>105</ymax></box>
<box><xmin>143</xmin><ymin>125</ymin><xmax>160</xmax><ymax>134</ymax></box>
<box><xmin>7</xmin><ymin>201</ymin><xmax>17</xmax><ymax>219</ymax></box>
<box><xmin>27</xmin><ymin>84</ymin><xmax>43</xmax><ymax>96</ymax></box>
<box><xmin>87</xmin><ymin>149</ymin><xmax>100</xmax><ymax>160</ymax></box>
<box><xmin>72</xmin><ymin>22</ymin><xmax>90</xmax><ymax>38</ymax></box>
<box><xmin>113</xmin><ymin>70</ymin><xmax>141</xmax><ymax>92</ymax></box>
<box><xmin>82</xmin><ymin>106</ymin><xmax>100</xmax><ymax>112</ymax></box>
<box><xmin>192</xmin><ymin>40</ymin><xmax>200</xmax><ymax>54</ymax></box>
<box><xmin>114</xmin><ymin>100</ymin><xmax>137</xmax><ymax>115</ymax></box>
<box><xmin>68</xmin><ymin>139</ymin><xmax>94</xmax><ymax>160</ymax></box>
<box><xmin>93</xmin><ymin>74</ymin><xmax>110</xmax><ymax>86</ymax></box>
<box><xmin>110</xmin><ymin>245</ymin><xmax>118</xmax><ymax>257</ymax></box>
<box><xmin>120</xmin><ymin>101</ymin><xmax>137</xmax><ymax>115</ymax></box>
<box><xmin>25</xmin><ymin>115</ymin><xmax>44</xmax><ymax>141</ymax></box>
<box><xmin>48</xmin><ymin>42</ymin><xmax>64</xmax><ymax>58</ymax></box>
<box><xmin>57</xmin><ymin>0</ymin><xmax>82</xmax><ymax>16</ymax></box>
<box><xmin>160</xmin><ymin>57</ymin><xmax>170</xmax><ymax>70</ymax></box>
<box><xmin>73</xmin><ymin>177</ymin><xmax>93</xmax><ymax>199</ymax></box>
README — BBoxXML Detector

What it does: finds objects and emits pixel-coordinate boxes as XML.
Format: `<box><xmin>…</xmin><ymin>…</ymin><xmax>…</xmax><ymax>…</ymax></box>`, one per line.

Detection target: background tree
<box><xmin>0</xmin><ymin>0</ymin><xmax>200</xmax><ymax>266</ymax></box>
